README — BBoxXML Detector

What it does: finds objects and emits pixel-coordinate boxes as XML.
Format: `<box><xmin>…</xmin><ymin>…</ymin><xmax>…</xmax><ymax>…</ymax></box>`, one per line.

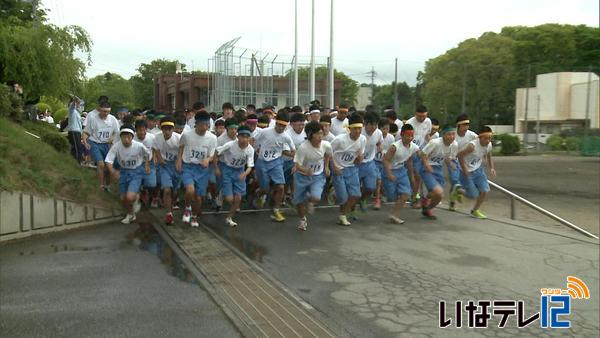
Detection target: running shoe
<box><xmin>297</xmin><ymin>217</ymin><xmax>307</xmax><ymax>231</ymax></box>
<box><xmin>470</xmin><ymin>209</ymin><xmax>487</xmax><ymax>219</ymax></box>
<box><xmin>373</xmin><ymin>198</ymin><xmax>382</xmax><ymax>210</ymax></box>
<box><xmin>150</xmin><ymin>197</ymin><xmax>160</xmax><ymax>208</ymax></box>
<box><xmin>164</xmin><ymin>212</ymin><xmax>174</xmax><ymax>225</ymax></box>
<box><xmin>338</xmin><ymin>214</ymin><xmax>351</xmax><ymax>226</ymax></box>
<box><xmin>270</xmin><ymin>210</ymin><xmax>285</xmax><ymax>222</ymax></box>
<box><xmin>422</xmin><ymin>208</ymin><xmax>437</xmax><ymax>220</ymax></box>
<box><xmin>256</xmin><ymin>193</ymin><xmax>267</xmax><ymax>209</ymax></box>
<box><xmin>389</xmin><ymin>215</ymin><xmax>405</xmax><ymax>224</ymax></box>
<box><xmin>190</xmin><ymin>216</ymin><xmax>199</xmax><ymax>227</ymax></box>
<box><xmin>359</xmin><ymin>199</ymin><xmax>368</xmax><ymax>213</ymax></box>
<box><xmin>182</xmin><ymin>207</ymin><xmax>192</xmax><ymax>223</ymax></box>
<box><xmin>225</xmin><ymin>217</ymin><xmax>238</xmax><ymax>227</ymax></box>
<box><xmin>121</xmin><ymin>213</ymin><xmax>136</xmax><ymax>224</ymax></box>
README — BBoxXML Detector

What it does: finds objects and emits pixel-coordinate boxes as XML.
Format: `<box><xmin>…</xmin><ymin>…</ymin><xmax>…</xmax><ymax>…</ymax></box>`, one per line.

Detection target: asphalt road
<box><xmin>0</xmin><ymin>223</ymin><xmax>240</xmax><ymax>338</ymax></box>
<box><xmin>200</xmin><ymin>205</ymin><xmax>599</xmax><ymax>338</ymax></box>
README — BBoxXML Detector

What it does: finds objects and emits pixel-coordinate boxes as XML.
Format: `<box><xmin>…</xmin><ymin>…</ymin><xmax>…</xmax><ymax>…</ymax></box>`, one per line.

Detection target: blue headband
<box><xmin>195</xmin><ymin>118</ymin><xmax>211</xmax><ymax>125</ymax></box>
<box><xmin>237</xmin><ymin>129</ymin><xmax>252</xmax><ymax>136</ymax></box>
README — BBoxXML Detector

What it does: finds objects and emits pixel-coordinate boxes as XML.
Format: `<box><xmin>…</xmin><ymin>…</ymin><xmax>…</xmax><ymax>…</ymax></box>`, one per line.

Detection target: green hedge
<box><xmin>497</xmin><ymin>134</ymin><xmax>520</xmax><ymax>155</ymax></box>
<box><xmin>41</xmin><ymin>132</ymin><xmax>69</xmax><ymax>153</ymax></box>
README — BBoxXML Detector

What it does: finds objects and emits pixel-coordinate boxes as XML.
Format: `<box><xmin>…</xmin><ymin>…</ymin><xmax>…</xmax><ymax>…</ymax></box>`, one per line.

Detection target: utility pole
<box><xmin>393</xmin><ymin>58</ymin><xmax>399</xmax><ymax>112</ymax></box>
<box><xmin>523</xmin><ymin>64</ymin><xmax>531</xmax><ymax>153</ymax></box>
<box><xmin>370</xmin><ymin>67</ymin><xmax>376</xmax><ymax>104</ymax></box>
<box><xmin>328</xmin><ymin>0</ymin><xmax>334</xmax><ymax>108</ymax></box>
<box><xmin>293</xmin><ymin>0</ymin><xmax>299</xmax><ymax>105</ymax></box>
<box><xmin>309</xmin><ymin>0</ymin><xmax>316</xmax><ymax>102</ymax></box>
<box><xmin>584</xmin><ymin>65</ymin><xmax>592</xmax><ymax>139</ymax></box>
<box><xmin>536</xmin><ymin>94</ymin><xmax>540</xmax><ymax>152</ymax></box>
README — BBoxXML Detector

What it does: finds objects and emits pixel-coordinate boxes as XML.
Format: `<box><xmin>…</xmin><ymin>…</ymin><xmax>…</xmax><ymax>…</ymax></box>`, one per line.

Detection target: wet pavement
<box><xmin>196</xmin><ymin>204</ymin><xmax>599</xmax><ymax>338</ymax></box>
<box><xmin>0</xmin><ymin>222</ymin><xmax>240</xmax><ymax>338</ymax></box>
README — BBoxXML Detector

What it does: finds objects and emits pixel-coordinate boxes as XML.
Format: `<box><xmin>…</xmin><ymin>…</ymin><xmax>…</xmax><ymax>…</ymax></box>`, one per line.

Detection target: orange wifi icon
<box><xmin>566</xmin><ymin>276</ymin><xmax>590</xmax><ymax>300</ymax></box>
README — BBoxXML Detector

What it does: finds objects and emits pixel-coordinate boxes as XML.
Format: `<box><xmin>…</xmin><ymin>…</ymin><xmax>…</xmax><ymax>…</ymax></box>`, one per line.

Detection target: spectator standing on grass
<box><xmin>67</xmin><ymin>96</ymin><xmax>84</xmax><ymax>164</ymax></box>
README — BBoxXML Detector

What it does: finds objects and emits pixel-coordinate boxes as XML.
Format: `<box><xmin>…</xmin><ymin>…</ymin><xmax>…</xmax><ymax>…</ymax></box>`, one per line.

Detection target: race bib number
<box><xmin>165</xmin><ymin>152</ymin><xmax>176</xmax><ymax>161</ymax></box>
<box><xmin>430</xmin><ymin>156</ymin><xmax>444</xmax><ymax>164</ymax></box>
<box><xmin>123</xmin><ymin>159</ymin><xmax>137</xmax><ymax>168</ymax></box>
<box><xmin>229</xmin><ymin>158</ymin><xmax>246</xmax><ymax>167</ymax></box>
<box><xmin>190</xmin><ymin>149</ymin><xmax>206</xmax><ymax>160</ymax></box>
<box><xmin>96</xmin><ymin>128</ymin><xmax>112</xmax><ymax>142</ymax></box>
<box><xmin>340</xmin><ymin>153</ymin><xmax>355</xmax><ymax>163</ymax></box>
<box><xmin>262</xmin><ymin>149</ymin><xmax>279</xmax><ymax>160</ymax></box>
<box><xmin>307</xmin><ymin>161</ymin><xmax>323</xmax><ymax>174</ymax></box>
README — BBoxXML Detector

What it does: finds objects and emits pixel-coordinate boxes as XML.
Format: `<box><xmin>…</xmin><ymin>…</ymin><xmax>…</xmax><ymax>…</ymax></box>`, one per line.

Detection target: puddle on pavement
<box><xmin>203</xmin><ymin>221</ymin><xmax>268</xmax><ymax>263</ymax></box>
<box><xmin>128</xmin><ymin>223</ymin><xmax>199</xmax><ymax>285</ymax></box>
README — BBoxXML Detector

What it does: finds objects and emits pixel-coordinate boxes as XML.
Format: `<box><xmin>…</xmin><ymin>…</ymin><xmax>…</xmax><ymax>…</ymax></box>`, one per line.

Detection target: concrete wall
<box><xmin>0</xmin><ymin>190</ymin><xmax>121</xmax><ymax>242</ymax></box>
<box><xmin>356</xmin><ymin>87</ymin><xmax>373</xmax><ymax>111</ymax></box>
<box><xmin>515</xmin><ymin>72</ymin><xmax>600</xmax><ymax>133</ymax></box>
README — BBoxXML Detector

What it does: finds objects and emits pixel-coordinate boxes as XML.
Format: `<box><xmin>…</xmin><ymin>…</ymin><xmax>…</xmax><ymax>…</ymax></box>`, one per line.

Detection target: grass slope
<box><xmin>0</xmin><ymin>117</ymin><xmax>118</xmax><ymax>208</ymax></box>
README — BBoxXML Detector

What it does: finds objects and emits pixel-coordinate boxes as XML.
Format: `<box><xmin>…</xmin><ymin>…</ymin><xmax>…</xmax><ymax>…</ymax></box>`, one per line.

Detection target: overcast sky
<box><xmin>41</xmin><ymin>0</ymin><xmax>598</xmax><ymax>86</ymax></box>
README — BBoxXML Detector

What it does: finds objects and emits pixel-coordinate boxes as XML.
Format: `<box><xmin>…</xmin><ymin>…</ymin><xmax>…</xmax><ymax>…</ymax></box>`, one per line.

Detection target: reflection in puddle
<box><xmin>204</xmin><ymin>222</ymin><xmax>268</xmax><ymax>263</ymax></box>
<box><xmin>130</xmin><ymin>223</ymin><xmax>197</xmax><ymax>284</ymax></box>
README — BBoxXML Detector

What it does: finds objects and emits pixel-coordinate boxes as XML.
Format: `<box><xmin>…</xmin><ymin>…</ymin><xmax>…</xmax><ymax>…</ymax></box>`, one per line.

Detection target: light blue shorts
<box><xmin>420</xmin><ymin>165</ymin><xmax>445</xmax><ymax>191</ymax></box>
<box><xmin>255</xmin><ymin>157</ymin><xmax>285</xmax><ymax>191</ymax></box>
<box><xmin>159</xmin><ymin>162</ymin><xmax>181</xmax><ymax>189</ymax></box>
<box><xmin>383</xmin><ymin>166</ymin><xmax>412</xmax><ymax>201</ymax></box>
<box><xmin>90</xmin><ymin>141</ymin><xmax>110</xmax><ymax>164</ymax></box>
<box><xmin>332</xmin><ymin>166</ymin><xmax>361</xmax><ymax>205</ymax></box>
<box><xmin>119</xmin><ymin>165</ymin><xmax>145</xmax><ymax>194</ymax></box>
<box><xmin>460</xmin><ymin>166</ymin><xmax>490</xmax><ymax>199</ymax></box>
<box><xmin>358</xmin><ymin>161</ymin><xmax>378</xmax><ymax>191</ymax></box>
<box><xmin>182</xmin><ymin>163</ymin><xmax>210</xmax><ymax>197</ymax></box>
<box><xmin>219</xmin><ymin>163</ymin><xmax>247</xmax><ymax>197</ymax></box>
<box><xmin>292</xmin><ymin>172</ymin><xmax>326</xmax><ymax>205</ymax></box>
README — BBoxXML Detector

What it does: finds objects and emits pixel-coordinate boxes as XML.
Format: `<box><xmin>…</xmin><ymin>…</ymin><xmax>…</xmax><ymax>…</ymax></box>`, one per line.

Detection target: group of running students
<box><xmin>81</xmin><ymin>97</ymin><xmax>496</xmax><ymax>231</ymax></box>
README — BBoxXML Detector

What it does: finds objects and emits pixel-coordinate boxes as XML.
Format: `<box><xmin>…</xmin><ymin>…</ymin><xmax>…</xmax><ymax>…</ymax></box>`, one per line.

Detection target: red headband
<box><xmin>401</xmin><ymin>130</ymin><xmax>415</xmax><ymax>136</ymax></box>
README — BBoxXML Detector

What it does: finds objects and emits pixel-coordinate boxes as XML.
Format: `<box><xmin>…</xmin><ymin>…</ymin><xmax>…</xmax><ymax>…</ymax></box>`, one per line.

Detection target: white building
<box><xmin>356</xmin><ymin>86</ymin><xmax>373</xmax><ymax>111</ymax></box>
<box><xmin>515</xmin><ymin>72</ymin><xmax>599</xmax><ymax>134</ymax></box>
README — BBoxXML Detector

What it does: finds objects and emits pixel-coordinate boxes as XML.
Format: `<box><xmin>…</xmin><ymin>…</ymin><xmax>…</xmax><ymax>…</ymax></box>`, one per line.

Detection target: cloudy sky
<box><xmin>41</xmin><ymin>0</ymin><xmax>598</xmax><ymax>86</ymax></box>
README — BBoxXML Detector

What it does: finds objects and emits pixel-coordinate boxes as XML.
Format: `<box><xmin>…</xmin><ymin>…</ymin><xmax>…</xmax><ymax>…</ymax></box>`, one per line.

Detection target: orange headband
<box><xmin>479</xmin><ymin>132</ymin><xmax>493</xmax><ymax>137</ymax></box>
<box><xmin>339</xmin><ymin>108</ymin><xmax>349</xmax><ymax>113</ymax></box>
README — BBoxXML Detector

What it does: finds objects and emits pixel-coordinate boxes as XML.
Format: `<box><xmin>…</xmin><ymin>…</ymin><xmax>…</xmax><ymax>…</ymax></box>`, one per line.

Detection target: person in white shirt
<box><xmin>188</xmin><ymin>102</ymin><xmax>215</xmax><ymax>132</ymax></box>
<box><xmin>448</xmin><ymin>114</ymin><xmax>478</xmax><ymax>210</ymax></box>
<box><xmin>81</xmin><ymin>101</ymin><xmax>120</xmax><ymax>192</ymax></box>
<box><xmin>149</xmin><ymin>113</ymin><xmax>164</xmax><ymax>135</ymax></box>
<box><xmin>384</xmin><ymin>110</ymin><xmax>403</xmax><ymax>135</ymax></box>
<box><xmin>293</xmin><ymin>121</ymin><xmax>332</xmax><ymax>231</ymax></box>
<box><xmin>176</xmin><ymin>111</ymin><xmax>218</xmax><ymax>227</ymax></box>
<box><xmin>419</xmin><ymin>126</ymin><xmax>458</xmax><ymax>219</ymax></box>
<box><xmin>284</xmin><ymin>113</ymin><xmax>307</xmax><ymax>188</ymax></box>
<box><xmin>373</xmin><ymin>119</ymin><xmax>395</xmax><ymax>210</ymax></box>
<box><xmin>134</xmin><ymin>119</ymin><xmax>159</xmax><ymax>208</ymax></box>
<box><xmin>405</xmin><ymin>105</ymin><xmax>432</xmax><ymax>208</ymax></box>
<box><xmin>253</xmin><ymin>111</ymin><xmax>296</xmax><ymax>222</ymax></box>
<box><xmin>383</xmin><ymin>124</ymin><xmax>420</xmax><ymax>224</ymax></box>
<box><xmin>214</xmin><ymin>125</ymin><xmax>255</xmax><ymax>227</ymax></box>
<box><xmin>212</xmin><ymin>118</ymin><xmax>240</xmax><ymax>211</ymax></box>
<box><xmin>319</xmin><ymin>115</ymin><xmax>335</xmax><ymax>142</ymax></box>
<box><xmin>358</xmin><ymin>113</ymin><xmax>384</xmax><ymax>213</ymax></box>
<box><xmin>330</xmin><ymin>106</ymin><xmax>349</xmax><ymax>136</ymax></box>
<box><xmin>105</xmin><ymin>125</ymin><xmax>151</xmax><ymax>224</ymax></box>
<box><xmin>458</xmin><ymin>126</ymin><xmax>496</xmax><ymax>220</ymax></box>
<box><xmin>307</xmin><ymin>108</ymin><xmax>321</xmax><ymax>123</ymax></box>
<box><xmin>331</xmin><ymin>113</ymin><xmax>366</xmax><ymax>226</ymax></box>
<box><xmin>153</xmin><ymin>116</ymin><xmax>182</xmax><ymax>225</ymax></box>
<box><xmin>218</xmin><ymin>118</ymin><xmax>239</xmax><ymax>147</ymax></box>
<box><xmin>428</xmin><ymin>118</ymin><xmax>440</xmax><ymax>142</ymax></box>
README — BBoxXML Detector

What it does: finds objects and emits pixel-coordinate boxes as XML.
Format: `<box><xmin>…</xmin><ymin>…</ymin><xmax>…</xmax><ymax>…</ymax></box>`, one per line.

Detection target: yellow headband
<box><xmin>348</xmin><ymin>123</ymin><xmax>363</xmax><ymax>128</ymax></box>
<box><xmin>161</xmin><ymin>121</ymin><xmax>175</xmax><ymax>127</ymax></box>
<box><xmin>276</xmin><ymin>120</ymin><xmax>289</xmax><ymax>126</ymax></box>
<box><xmin>479</xmin><ymin>132</ymin><xmax>493</xmax><ymax>137</ymax></box>
<box><xmin>319</xmin><ymin>122</ymin><xmax>331</xmax><ymax>125</ymax></box>
<box><xmin>257</xmin><ymin>122</ymin><xmax>269</xmax><ymax>128</ymax></box>
<box><xmin>457</xmin><ymin>119</ymin><xmax>470</xmax><ymax>125</ymax></box>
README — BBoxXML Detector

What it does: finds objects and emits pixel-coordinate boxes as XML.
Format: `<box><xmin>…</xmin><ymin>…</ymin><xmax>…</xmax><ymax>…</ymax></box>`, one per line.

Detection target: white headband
<box><xmin>120</xmin><ymin>128</ymin><xmax>135</xmax><ymax>136</ymax></box>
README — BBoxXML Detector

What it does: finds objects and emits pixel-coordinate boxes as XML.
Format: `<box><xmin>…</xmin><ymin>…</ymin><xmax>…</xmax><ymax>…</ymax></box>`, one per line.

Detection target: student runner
<box><xmin>214</xmin><ymin>125</ymin><xmax>255</xmax><ymax>227</ymax></box>
<box><xmin>331</xmin><ymin>114</ymin><xmax>366</xmax><ymax>226</ymax></box>
<box><xmin>358</xmin><ymin>112</ymin><xmax>383</xmax><ymax>212</ymax></box>
<box><xmin>176</xmin><ymin>111</ymin><xmax>218</xmax><ymax>227</ymax></box>
<box><xmin>293</xmin><ymin>121</ymin><xmax>332</xmax><ymax>230</ymax></box>
<box><xmin>153</xmin><ymin>116</ymin><xmax>182</xmax><ymax>225</ymax></box>
<box><xmin>373</xmin><ymin>119</ymin><xmax>395</xmax><ymax>210</ymax></box>
<box><xmin>383</xmin><ymin>124</ymin><xmax>419</xmax><ymax>224</ymax></box>
<box><xmin>105</xmin><ymin>125</ymin><xmax>151</xmax><ymax>224</ymax></box>
<box><xmin>134</xmin><ymin>119</ymin><xmax>158</xmax><ymax>207</ymax></box>
<box><xmin>457</xmin><ymin>126</ymin><xmax>496</xmax><ymax>219</ymax></box>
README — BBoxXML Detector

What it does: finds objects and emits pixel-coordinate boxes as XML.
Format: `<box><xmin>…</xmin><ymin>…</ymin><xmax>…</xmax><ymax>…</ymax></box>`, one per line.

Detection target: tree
<box><xmin>419</xmin><ymin>24</ymin><xmax>600</xmax><ymax>128</ymax></box>
<box><xmin>292</xmin><ymin>66</ymin><xmax>359</xmax><ymax>105</ymax></box>
<box><xmin>82</xmin><ymin>72</ymin><xmax>135</xmax><ymax>111</ymax></box>
<box><xmin>371</xmin><ymin>82</ymin><xmax>415</xmax><ymax>118</ymax></box>
<box><xmin>0</xmin><ymin>1</ymin><xmax>92</xmax><ymax>102</ymax></box>
<box><xmin>130</xmin><ymin>59</ymin><xmax>185</xmax><ymax>108</ymax></box>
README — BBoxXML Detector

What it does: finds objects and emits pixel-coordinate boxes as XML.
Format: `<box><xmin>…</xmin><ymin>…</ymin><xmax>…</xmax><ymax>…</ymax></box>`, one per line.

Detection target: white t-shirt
<box><xmin>82</xmin><ymin>109</ymin><xmax>98</xmax><ymax>127</ymax></box>
<box><xmin>361</xmin><ymin>128</ymin><xmax>383</xmax><ymax>163</ymax></box>
<box><xmin>105</xmin><ymin>140</ymin><xmax>150</xmax><ymax>170</ymax></box>
<box><xmin>387</xmin><ymin>141</ymin><xmax>420</xmax><ymax>169</ymax></box>
<box><xmin>254</xmin><ymin>127</ymin><xmax>295</xmax><ymax>162</ymax></box>
<box><xmin>464</xmin><ymin>139</ymin><xmax>492</xmax><ymax>172</ymax></box>
<box><xmin>294</xmin><ymin>141</ymin><xmax>332</xmax><ymax>176</ymax></box>
<box><xmin>179</xmin><ymin>130</ymin><xmax>217</xmax><ymax>164</ymax></box>
<box><xmin>149</xmin><ymin>126</ymin><xmax>162</xmax><ymax>135</ymax></box>
<box><xmin>331</xmin><ymin>133</ymin><xmax>367</xmax><ymax>168</ymax></box>
<box><xmin>134</xmin><ymin>132</ymin><xmax>156</xmax><ymax>161</ymax></box>
<box><xmin>456</xmin><ymin>130</ymin><xmax>479</xmax><ymax>151</ymax></box>
<box><xmin>405</xmin><ymin>116</ymin><xmax>432</xmax><ymax>148</ymax></box>
<box><xmin>216</xmin><ymin>140</ymin><xmax>255</xmax><ymax>169</ymax></box>
<box><xmin>217</xmin><ymin>133</ymin><xmax>237</xmax><ymax>147</ymax></box>
<box><xmin>330</xmin><ymin>117</ymin><xmax>348</xmax><ymax>136</ymax></box>
<box><xmin>153</xmin><ymin>132</ymin><xmax>181</xmax><ymax>162</ymax></box>
<box><xmin>84</xmin><ymin>113</ymin><xmax>120</xmax><ymax>144</ymax></box>
<box><xmin>323</xmin><ymin>132</ymin><xmax>335</xmax><ymax>142</ymax></box>
<box><xmin>394</xmin><ymin>119</ymin><xmax>404</xmax><ymax>131</ymax></box>
<box><xmin>284</xmin><ymin>129</ymin><xmax>307</xmax><ymax>161</ymax></box>
<box><xmin>251</xmin><ymin>128</ymin><xmax>261</xmax><ymax>139</ymax></box>
<box><xmin>422</xmin><ymin>137</ymin><xmax>458</xmax><ymax>166</ymax></box>
<box><xmin>375</xmin><ymin>133</ymin><xmax>395</xmax><ymax>162</ymax></box>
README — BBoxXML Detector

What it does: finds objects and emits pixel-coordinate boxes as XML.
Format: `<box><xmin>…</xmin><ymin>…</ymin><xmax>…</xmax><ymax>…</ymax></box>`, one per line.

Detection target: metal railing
<box><xmin>488</xmin><ymin>180</ymin><xmax>598</xmax><ymax>239</ymax></box>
